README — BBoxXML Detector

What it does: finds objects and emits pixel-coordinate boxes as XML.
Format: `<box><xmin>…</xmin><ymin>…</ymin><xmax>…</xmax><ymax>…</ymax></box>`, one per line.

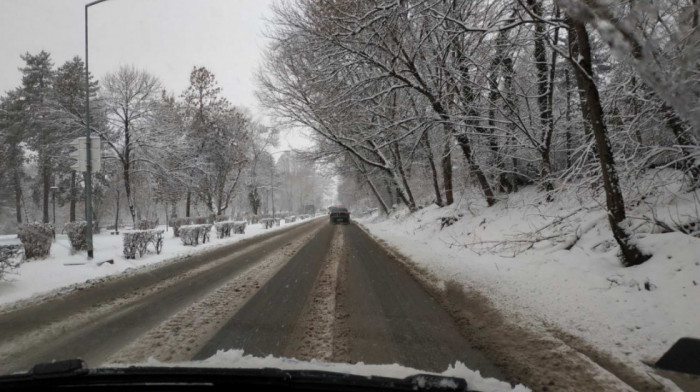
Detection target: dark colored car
<box><xmin>329</xmin><ymin>207</ymin><xmax>350</xmax><ymax>224</ymax></box>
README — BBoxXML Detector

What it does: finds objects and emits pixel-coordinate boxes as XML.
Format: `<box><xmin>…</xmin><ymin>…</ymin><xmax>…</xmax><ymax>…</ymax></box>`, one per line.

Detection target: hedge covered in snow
<box><xmin>0</xmin><ymin>244</ymin><xmax>23</xmax><ymax>279</ymax></box>
<box><xmin>180</xmin><ymin>224</ymin><xmax>212</xmax><ymax>246</ymax></box>
<box><xmin>214</xmin><ymin>220</ymin><xmax>246</xmax><ymax>238</ymax></box>
<box><xmin>136</xmin><ymin>219</ymin><xmax>157</xmax><ymax>230</ymax></box>
<box><xmin>64</xmin><ymin>221</ymin><xmax>88</xmax><ymax>251</ymax></box>
<box><xmin>259</xmin><ymin>218</ymin><xmax>275</xmax><ymax>229</ymax></box>
<box><xmin>122</xmin><ymin>229</ymin><xmax>164</xmax><ymax>259</ymax></box>
<box><xmin>17</xmin><ymin>223</ymin><xmax>54</xmax><ymax>259</ymax></box>
<box><xmin>172</xmin><ymin>216</ymin><xmax>224</xmax><ymax>236</ymax></box>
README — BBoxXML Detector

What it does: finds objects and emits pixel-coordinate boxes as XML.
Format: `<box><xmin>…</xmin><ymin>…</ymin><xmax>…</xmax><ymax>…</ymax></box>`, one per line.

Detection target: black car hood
<box><xmin>0</xmin><ymin>359</ymin><xmax>471</xmax><ymax>391</ymax></box>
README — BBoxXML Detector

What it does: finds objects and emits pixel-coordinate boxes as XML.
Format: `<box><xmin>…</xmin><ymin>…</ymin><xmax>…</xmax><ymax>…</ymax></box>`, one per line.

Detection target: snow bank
<box><xmin>0</xmin><ymin>218</ymin><xmax>310</xmax><ymax>307</ymax></box>
<box><xmin>358</xmin><ymin>173</ymin><xmax>700</xmax><ymax>382</ymax></box>
<box><xmin>125</xmin><ymin>349</ymin><xmax>529</xmax><ymax>392</ymax></box>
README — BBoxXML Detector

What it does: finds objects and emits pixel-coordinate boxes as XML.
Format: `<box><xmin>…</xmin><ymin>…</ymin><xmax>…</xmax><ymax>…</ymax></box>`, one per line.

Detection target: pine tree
<box><xmin>18</xmin><ymin>51</ymin><xmax>54</xmax><ymax>223</ymax></box>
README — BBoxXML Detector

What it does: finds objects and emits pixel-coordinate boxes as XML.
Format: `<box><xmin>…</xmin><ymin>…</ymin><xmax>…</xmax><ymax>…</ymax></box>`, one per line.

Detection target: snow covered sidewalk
<box><xmin>358</xmin><ymin>185</ymin><xmax>699</xmax><ymax>391</ymax></box>
<box><xmin>0</xmin><ymin>219</ymin><xmax>309</xmax><ymax>308</ymax></box>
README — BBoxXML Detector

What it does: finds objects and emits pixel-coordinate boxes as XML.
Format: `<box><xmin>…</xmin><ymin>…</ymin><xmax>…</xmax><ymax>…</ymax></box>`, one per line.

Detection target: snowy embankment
<box><xmin>358</xmin><ymin>170</ymin><xmax>699</xmax><ymax>382</ymax></box>
<box><xmin>0</xmin><ymin>218</ymin><xmax>308</xmax><ymax>307</ymax></box>
<box><xmin>126</xmin><ymin>349</ymin><xmax>528</xmax><ymax>392</ymax></box>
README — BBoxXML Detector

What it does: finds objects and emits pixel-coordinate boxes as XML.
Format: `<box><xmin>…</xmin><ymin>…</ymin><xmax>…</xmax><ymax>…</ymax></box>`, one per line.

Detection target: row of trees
<box><xmin>0</xmin><ymin>52</ymin><xmax>323</xmax><ymax>233</ymax></box>
<box><xmin>258</xmin><ymin>0</ymin><xmax>700</xmax><ymax>266</ymax></box>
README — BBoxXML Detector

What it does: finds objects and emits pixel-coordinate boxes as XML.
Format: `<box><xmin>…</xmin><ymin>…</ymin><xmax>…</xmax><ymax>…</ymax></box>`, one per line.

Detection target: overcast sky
<box><xmin>0</xmin><ymin>0</ymin><xmax>310</xmax><ymax>151</ymax></box>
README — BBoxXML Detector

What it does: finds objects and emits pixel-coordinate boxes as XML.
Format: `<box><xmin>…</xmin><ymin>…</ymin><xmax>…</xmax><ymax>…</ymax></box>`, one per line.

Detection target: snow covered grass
<box><xmin>0</xmin><ymin>218</ymin><xmax>310</xmax><ymax>307</ymax></box>
<box><xmin>358</xmin><ymin>170</ymin><xmax>700</xmax><ymax>382</ymax></box>
<box><xmin>124</xmin><ymin>349</ymin><xmax>528</xmax><ymax>392</ymax></box>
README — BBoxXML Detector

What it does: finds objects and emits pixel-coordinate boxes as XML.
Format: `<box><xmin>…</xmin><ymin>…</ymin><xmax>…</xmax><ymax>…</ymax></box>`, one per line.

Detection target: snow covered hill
<box><xmin>358</xmin><ymin>171</ymin><xmax>699</xmax><ymax>390</ymax></box>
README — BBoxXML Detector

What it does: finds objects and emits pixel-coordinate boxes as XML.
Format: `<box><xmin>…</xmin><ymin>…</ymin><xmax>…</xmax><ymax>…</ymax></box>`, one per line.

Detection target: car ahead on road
<box><xmin>329</xmin><ymin>207</ymin><xmax>350</xmax><ymax>224</ymax></box>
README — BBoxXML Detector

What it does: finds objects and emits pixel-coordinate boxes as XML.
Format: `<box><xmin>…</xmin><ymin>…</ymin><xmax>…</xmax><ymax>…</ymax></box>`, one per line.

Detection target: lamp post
<box><xmin>268</xmin><ymin>150</ymin><xmax>290</xmax><ymax>220</ymax></box>
<box><xmin>84</xmin><ymin>0</ymin><xmax>109</xmax><ymax>259</ymax></box>
<box><xmin>50</xmin><ymin>186</ymin><xmax>58</xmax><ymax>225</ymax></box>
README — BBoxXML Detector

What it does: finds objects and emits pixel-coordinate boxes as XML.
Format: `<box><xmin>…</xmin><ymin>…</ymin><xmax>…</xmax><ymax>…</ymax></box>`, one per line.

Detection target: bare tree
<box><xmin>101</xmin><ymin>65</ymin><xmax>161</xmax><ymax>225</ymax></box>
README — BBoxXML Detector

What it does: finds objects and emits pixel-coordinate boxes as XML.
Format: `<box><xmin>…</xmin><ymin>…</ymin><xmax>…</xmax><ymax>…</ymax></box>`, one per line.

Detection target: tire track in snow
<box><xmin>284</xmin><ymin>226</ymin><xmax>345</xmax><ymax>361</ymax></box>
<box><xmin>107</xmin><ymin>224</ymin><xmax>325</xmax><ymax>364</ymax></box>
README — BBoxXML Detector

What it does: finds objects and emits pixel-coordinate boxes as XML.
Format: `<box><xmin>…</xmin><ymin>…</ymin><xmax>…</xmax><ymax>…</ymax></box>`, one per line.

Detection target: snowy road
<box><xmin>0</xmin><ymin>220</ymin><xmax>499</xmax><ymax>380</ymax></box>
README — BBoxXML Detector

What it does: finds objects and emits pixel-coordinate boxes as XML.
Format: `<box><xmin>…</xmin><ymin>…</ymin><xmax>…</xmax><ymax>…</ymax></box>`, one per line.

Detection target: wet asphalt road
<box><xmin>0</xmin><ymin>219</ymin><xmax>322</xmax><ymax>374</ymax></box>
<box><xmin>0</xmin><ymin>219</ymin><xmax>500</xmax><ymax>379</ymax></box>
<box><xmin>196</xmin><ymin>222</ymin><xmax>501</xmax><ymax>378</ymax></box>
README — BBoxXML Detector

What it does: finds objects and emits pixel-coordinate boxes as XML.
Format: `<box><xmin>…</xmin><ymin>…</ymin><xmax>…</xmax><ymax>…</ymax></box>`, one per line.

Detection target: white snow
<box><xmin>0</xmin><ymin>218</ymin><xmax>310</xmax><ymax>307</ymax></box>
<box><xmin>123</xmin><ymin>349</ymin><xmax>529</xmax><ymax>392</ymax></box>
<box><xmin>358</xmin><ymin>171</ymin><xmax>700</xmax><ymax>382</ymax></box>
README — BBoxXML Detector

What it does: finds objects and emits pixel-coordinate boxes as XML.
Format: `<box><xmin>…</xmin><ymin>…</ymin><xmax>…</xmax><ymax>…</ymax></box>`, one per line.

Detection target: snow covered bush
<box><xmin>17</xmin><ymin>223</ymin><xmax>54</xmax><ymax>259</ymax></box>
<box><xmin>136</xmin><ymin>219</ymin><xmax>157</xmax><ymax>230</ymax></box>
<box><xmin>64</xmin><ymin>221</ymin><xmax>88</xmax><ymax>251</ymax></box>
<box><xmin>193</xmin><ymin>217</ymin><xmax>208</xmax><ymax>225</ymax></box>
<box><xmin>286</xmin><ymin>215</ymin><xmax>296</xmax><ymax>223</ymax></box>
<box><xmin>172</xmin><ymin>218</ymin><xmax>191</xmax><ymax>237</ymax></box>
<box><xmin>233</xmin><ymin>221</ymin><xmax>246</xmax><ymax>234</ymax></box>
<box><xmin>0</xmin><ymin>244</ymin><xmax>23</xmax><ymax>279</ymax></box>
<box><xmin>259</xmin><ymin>218</ymin><xmax>274</xmax><ymax>229</ymax></box>
<box><xmin>214</xmin><ymin>221</ymin><xmax>246</xmax><ymax>238</ymax></box>
<box><xmin>179</xmin><ymin>224</ymin><xmax>212</xmax><ymax>246</ymax></box>
<box><xmin>122</xmin><ymin>229</ymin><xmax>164</xmax><ymax>259</ymax></box>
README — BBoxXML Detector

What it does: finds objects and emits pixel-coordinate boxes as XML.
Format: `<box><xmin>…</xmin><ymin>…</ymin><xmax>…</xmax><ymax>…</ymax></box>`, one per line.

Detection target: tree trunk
<box><xmin>392</xmin><ymin>142</ymin><xmax>416</xmax><ymax>210</ymax></box>
<box><xmin>69</xmin><ymin>171</ymin><xmax>76</xmax><ymax>222</ymax></box>
<box><xmin>565</xmin><ymin>69</ymin><xmax>572</xmax><ymax>169</ymax></box>
<box><xmin>442</xmin><ymin>135</ymin><xmax>454</xmax><ymax>205</ymax></box>
<box><xmin>186</xmin><ymin>190</ymin><xmax>191</xmax><ymax>217</ymax></box>
<box><xmin>123</xmin><ymin>161</ymin><xmax>136</xmax><ymax>226</ymax></box>
<box><xmin>527</xmin><ymin>0</ymin><xmax>555</xmax><ymax>188</ymax></box>
<box><xmin>114</xmin><ymin>190</ymin><xmax>120</xmax><ymax>234</ymax></box>
<box><xmin>456</xmin><ymin>133</ymin><xmax>496</xmax><ymax>206</ymax></box>
<box><xmin>422</xmin><ymin>132</ymin><xmax>443</xmax><ymax>206</ymax></box>
<box><xmin>659</xmin><ymin>102</ymin><xmax>700</xmax><ymax>187</ymax></box>
<box><xmin>429</xmin><ymin>98</ymin><xmax>495</xmax><ymax>206</ymax></box>
<box><xmin>567</xmin><ymin>17</ymin><xmax>649</xmax><ymax>267</ymax></box>
<box><xmin>14</xmin><ymin>163</ymin><xmax>22</xmax><ymax>224</ymax></box>
<box><xmin>42</xmin><ymin>159</ymin><xmax>50</xmax><ymax>223</ymax></box>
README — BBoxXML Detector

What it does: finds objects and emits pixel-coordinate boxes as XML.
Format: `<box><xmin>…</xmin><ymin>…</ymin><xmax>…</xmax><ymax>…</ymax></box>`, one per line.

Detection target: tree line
<box><xmin>0</xmin><ymin>53</ymin><xmax>322</xmax><ymax>233</ymax></box>
<box><xmin>258</xmin><ymin>0</ymin><xmax>700</xmax><ymax>266</ymax></box>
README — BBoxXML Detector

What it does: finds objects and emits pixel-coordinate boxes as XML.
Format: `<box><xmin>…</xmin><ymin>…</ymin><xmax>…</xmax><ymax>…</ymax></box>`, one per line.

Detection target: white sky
<box><xmin>0</xmin><ymin>0</ymin><xmax>311</xmax><ymax>151</ymax></box>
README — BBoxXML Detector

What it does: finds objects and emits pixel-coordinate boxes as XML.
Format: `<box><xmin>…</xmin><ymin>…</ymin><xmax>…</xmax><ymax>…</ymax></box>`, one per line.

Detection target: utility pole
<box><xmin>84</xmin><ymin>0</ymin><xmax>109</xmax><ymax>259</ymax></box>
<box><xmin>51</xmin><ymin>185</ymin><xmax>58</xmax><ymax>240</ymax></box>
<box><xmin>271</xmin><ymin>166</ymin><xmax>275</xmax><ymax>220</ymax></box>
<box><xmin>50</xmin><ymin>186</ymin><xmax>58</xmax><ymax>225</ymax></box>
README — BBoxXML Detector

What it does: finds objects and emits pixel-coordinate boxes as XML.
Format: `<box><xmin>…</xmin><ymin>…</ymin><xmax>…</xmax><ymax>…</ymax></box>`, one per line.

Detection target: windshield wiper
<box><xmin>0</xmin><ymin>359</ymin><xmax>471</xmax><ymax>391</ymax></box>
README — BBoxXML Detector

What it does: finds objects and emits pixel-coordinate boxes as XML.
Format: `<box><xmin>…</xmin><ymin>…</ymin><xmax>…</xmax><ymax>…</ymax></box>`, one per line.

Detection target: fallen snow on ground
<box><xmin>123</xmin><ymin>349</ymin><xmax>529</xmax><ymax>392</ymax></box>
<box><xmin>359</xmin><ymin>171</ymin><xmax>699</xmax><ymax>382</ymax></box>
<box><xmin>0</xmin><ymin>219</ymin><xmax>309</xmax><ymax>307</ymax></box>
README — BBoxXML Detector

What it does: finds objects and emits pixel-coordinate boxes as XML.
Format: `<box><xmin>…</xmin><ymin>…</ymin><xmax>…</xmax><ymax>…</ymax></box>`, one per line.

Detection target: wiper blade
<box><xmin>0</xmin><ymin>359</ymin><xmax>470</xmax><ymax>391</ymax></box>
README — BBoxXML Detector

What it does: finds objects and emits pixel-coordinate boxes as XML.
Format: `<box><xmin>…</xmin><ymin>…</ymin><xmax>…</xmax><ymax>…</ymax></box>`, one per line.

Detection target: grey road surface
<box><xmin>338</xmin><ymin>224</ymin><xmax>502</xmax><ymax>377</ymax></box>
<box><xmin>1</xmin><ymin>219</ymin><xmax>500</xmax><ymax>381</ymax></box>
<box><xmin>196</xmin><ymin>222</ymin><xmax>500</xmax><ymax>378</ymax></box>
<box><xmin>195</xmin><ymin>224</ymin><xmax>336</xmax><ymax>359</ymax></box>
<box><xmin>0</xmin><ymin>219</ymin><xmax>322</xmax><ymax>374</ymax></box>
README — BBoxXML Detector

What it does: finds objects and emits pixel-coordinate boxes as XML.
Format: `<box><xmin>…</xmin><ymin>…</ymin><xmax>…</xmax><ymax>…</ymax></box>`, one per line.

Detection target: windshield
<box><xmin>1</xmin><ymin>1</ymin><xmax>698</xmax><ymax>392</ymax></box>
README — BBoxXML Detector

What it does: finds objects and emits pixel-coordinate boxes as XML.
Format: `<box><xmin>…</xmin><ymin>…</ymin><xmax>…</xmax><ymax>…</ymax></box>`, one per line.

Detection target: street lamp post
<box><xmin>84</xmin><ymin>0</ymin><xmax>109</xmax><ymax>260</ymax></box>
<box><xmin>268</xmin><ymin>150</ymin><xmax>290</xmax><ymax>220</ymax></box>
<box><xmin>271</xmin><ymin>166</ymin><xmax>275</xmax><ymax>220</ymax></box>
<box><xmin>50</xmin><ymin>186</ymin><xmax>58</xmax><ymax>225</ymax></box>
